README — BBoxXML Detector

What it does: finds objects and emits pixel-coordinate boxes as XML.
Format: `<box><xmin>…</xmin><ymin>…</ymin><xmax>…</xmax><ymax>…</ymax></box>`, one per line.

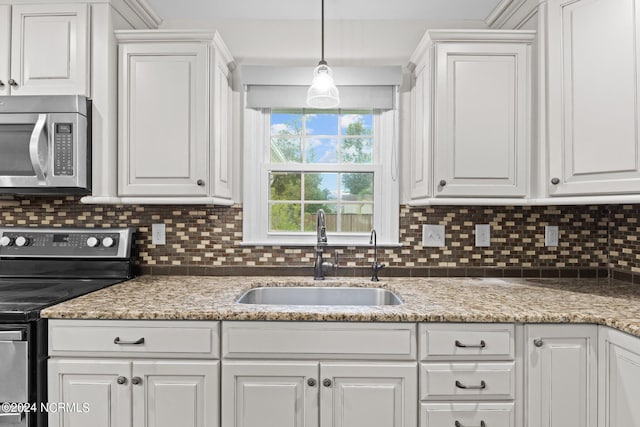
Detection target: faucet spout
<box><xmin>317</xmin><ymin>209</ymin><xmax>327</xmax><ymax>246</ymax></box>
<box><xmin>314</xmin><ymin>209</ymin><xmax>333</xmax><ymax>280</ymax></box>
<box><xmin>369</xmin><ymin>229</ymin><xmax>385</xmax><ymax>282</ymax></box>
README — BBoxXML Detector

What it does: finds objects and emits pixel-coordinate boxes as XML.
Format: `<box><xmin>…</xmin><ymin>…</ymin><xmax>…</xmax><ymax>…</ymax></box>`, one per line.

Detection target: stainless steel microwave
<box><xmin>0</xmin><ymin>95</ymin><xmax>91</xmax><ymax>194</ymax></box>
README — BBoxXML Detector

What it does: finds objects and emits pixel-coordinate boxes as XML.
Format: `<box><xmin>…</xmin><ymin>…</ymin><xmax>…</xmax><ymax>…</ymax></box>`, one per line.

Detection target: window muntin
<box><xmin>268</xmin><ymin>110</ymin><xmax>375</xmax><ymax>235</ymax></box>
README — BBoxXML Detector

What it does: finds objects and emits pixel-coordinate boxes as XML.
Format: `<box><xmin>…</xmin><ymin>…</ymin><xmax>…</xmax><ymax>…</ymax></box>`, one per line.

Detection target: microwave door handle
<box><xmin>29</xmin><ymin>113</ymin><xmax>48</xmax><ymax>183</ymax></box>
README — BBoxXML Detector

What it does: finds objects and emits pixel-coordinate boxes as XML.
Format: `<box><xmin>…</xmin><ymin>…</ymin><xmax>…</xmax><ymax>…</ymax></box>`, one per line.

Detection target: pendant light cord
<box><xmin>320</xmin><ymin>0</ymin><xmax>326</xmax><ymax>65</ymax></box>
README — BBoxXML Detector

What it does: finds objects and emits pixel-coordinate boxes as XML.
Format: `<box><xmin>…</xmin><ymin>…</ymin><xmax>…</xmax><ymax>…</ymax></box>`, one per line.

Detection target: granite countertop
<box><xmin>41</xmin><ymin>275</ymin><xmax>640</xmax><ymax>337</ymax></box>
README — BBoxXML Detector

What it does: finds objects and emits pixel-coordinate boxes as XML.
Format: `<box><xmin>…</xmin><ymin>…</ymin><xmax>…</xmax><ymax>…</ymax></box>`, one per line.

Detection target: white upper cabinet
<box><xmin>546</xmin><ymin>0</ymin><xmax>640</xmax><ymax>196</ymax></box>
<box><xmin>118</xmin><ymin>41</ymin><xmax>209</xmax><ymax>197</ymax></box>
<box><xmin>2</xmin><ymin>3</ymin><xmax>89</xmax><ymax>96</ymax></box>
<box><xmin>409</xmin><ymin>30</ymin><xmax>534</xmax><ymax>201</ymax></box>
<box><xmin>116</xmin><ymin>31</ymin><xmax>235</xmax><ymax>202</ymax></box>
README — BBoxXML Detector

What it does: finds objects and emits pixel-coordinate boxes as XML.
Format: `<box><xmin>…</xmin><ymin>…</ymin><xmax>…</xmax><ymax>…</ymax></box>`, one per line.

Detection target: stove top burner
<box><xmin>0</xmin><ymin>278</ymin><xmax>123</xmax><ymax>321</ymax></box>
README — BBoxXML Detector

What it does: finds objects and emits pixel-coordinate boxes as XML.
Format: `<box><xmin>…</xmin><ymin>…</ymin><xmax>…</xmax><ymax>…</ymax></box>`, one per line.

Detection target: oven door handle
<box><xmin>0</xmin><ymin>331</ymin><xmax>24</xmax><ymax>341</ymax></box>
<box><xmin>0</xmin><ymin>412</ymin><xmax>24</xmax><ymax>423</ymax></box>
<box><xmin>29</xmin><ymin>113</ymin><xmax>49</xmax><ymax>184</ymax></box>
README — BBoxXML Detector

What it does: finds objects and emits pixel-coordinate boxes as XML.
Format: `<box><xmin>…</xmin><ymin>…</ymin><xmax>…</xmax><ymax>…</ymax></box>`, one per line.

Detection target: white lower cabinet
<box><xmin>222</xmin><ymin>361</ymin><xmax>416</xmax><ymax>427</ymax></box>
<box><xmin>221</xmin><ymin>322</ymin><xmax>418</xmax><ymax>427</ymax></box>
<box><xmin>525</xmin><ymin>324</ymin><xmax>597</xmax><ymax>427</ymax></box>
<box><xmin>47</xmin><ymin>320</ymin><xmax>220</xmax><ymax>427</ymax></box>
<box><xmin>599</xmin><ymin>326</ymin><xmax>640</xmax><ymax>427</ymax></box>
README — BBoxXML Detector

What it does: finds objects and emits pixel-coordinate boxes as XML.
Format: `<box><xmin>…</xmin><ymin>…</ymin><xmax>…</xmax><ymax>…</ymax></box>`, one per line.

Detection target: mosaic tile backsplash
<box><xmin>0</xmin><ymin>196</ymin><xmax>625</xmax><ymax>278</ymax></box>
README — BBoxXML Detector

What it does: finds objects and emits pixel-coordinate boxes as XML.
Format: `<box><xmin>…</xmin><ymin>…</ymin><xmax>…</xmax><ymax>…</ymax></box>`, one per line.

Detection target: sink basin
<box><xmin>236</xmin><ymin>286</ymin><xmax>403</xmax><ymax>306</ymax></box>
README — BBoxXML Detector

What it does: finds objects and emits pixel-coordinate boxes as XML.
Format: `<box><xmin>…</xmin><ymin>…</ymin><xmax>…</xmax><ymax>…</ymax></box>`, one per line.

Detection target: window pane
<box><xmin>271</xmin><ymin>137</ymin><xmax>302</xmax><ymax>163</ymax></box>
<box><xmin>306</xmin><ymin>138</ymin><xmax>338</xmax><ymax>163</ymax></box>
<box><xmin>304</xmin><ymin>173</ymin><xmax>337</xmax><ymax>201</ymax></box>
<box><xmin>270</xmin><ymin>173</ymin><xmax>301</xmax><ymax>200</ymax></box>
<box><xmin>340</xmin><ymin>112</ymin><xmax>373</xmax><ymax>135</ymax></box>
<box><xmin>271</xmin><ymin>113</ymin><xmax>302</xmax><ymax>135</ymax></box>
<box><xmin>341</xmin><ymin>205</ymin><xmax>373</xmax><ymax>232</ymax></box>
<box><xmin>270</xmin><ymin>203</ymin><xmax>301</xmax><ymax>231</ymax></box>
<box><xmin>306</xmin><ymin>113</ymin><xmax>338</xmax><ymax>135</ymax></box>
<box><xmin>304</xmin><ymin>203</ymin><xmax>337</xmax><ymax>232</ymax></box>
<box><xmin>341</xmin><ymin>173</ymin><xmax>373</xmax><ymax>201</ymax></box>
<box><xmin>341</xmin><ymin>137</ymin><xmax>373</xmax><ymax>164</ymax></box>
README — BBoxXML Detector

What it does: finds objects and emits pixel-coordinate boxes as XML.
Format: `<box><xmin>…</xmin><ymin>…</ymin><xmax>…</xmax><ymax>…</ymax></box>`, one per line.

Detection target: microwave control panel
<box><xmin>53</xmin><ymin>123</ymin><xmax>74</xmax><ymax>176</ymax></box>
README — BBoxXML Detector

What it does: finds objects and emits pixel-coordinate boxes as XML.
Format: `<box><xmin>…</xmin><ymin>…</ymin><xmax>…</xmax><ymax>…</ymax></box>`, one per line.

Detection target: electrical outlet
<box><xmin>475</xmin><ymin>224</ymin><xmax>491</xmax><ymax>247</ymax></box>
<box><xmin>152</xmin><ymin>223</ymin><xmax>166</xmax><ymax>245</ymax></box>
<box><xmin>422</xmin><ymin>224</ymin><xmax>445</xmax><ymax>247</ymax></box>
<box><xmin>545</xmin><ymin>225</ymin><xmax>559</xmax><ymax>247</ymax></box>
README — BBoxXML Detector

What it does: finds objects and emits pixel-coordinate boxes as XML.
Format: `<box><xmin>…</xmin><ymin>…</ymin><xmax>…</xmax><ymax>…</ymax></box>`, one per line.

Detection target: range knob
<box><xmin>86</xmin><ymin>237</ymin><xmax>100</xmax><ymax>248</ymax></box>
<box><xmin>102</xmin><ymin>237</ymin><xmax>115</xmax><ymax>248</ymax></box>
<box><xmin>0</xmin><ymin>236</ymin><xmax>13</xmax><ymax>247</ymax></box>
<box><xmin>15</xmin><ymin>236</ymin><xmax>29</xmax><ymax>247</ymax></box>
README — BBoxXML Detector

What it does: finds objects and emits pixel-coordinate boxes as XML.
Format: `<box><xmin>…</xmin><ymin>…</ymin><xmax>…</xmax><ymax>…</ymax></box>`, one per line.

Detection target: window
<box><xmin>269</xmin><ymin>110</ymin><xmax>374</xmax><ymax>233</ymax></box>
<box><xmin>243</xmin><ymin>107</ymin><xmax>399</xmax><ymax>246</ymax></box>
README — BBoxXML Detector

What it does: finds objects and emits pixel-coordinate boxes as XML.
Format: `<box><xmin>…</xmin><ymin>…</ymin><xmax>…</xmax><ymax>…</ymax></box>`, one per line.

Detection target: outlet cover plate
<box><xmin>152</xmin><ymin>223</ymin><xmax>166</xmax><ymax>245</ymax></box>
<box><xmin>475</xmin><ymin>224</ymin><xmax>491</xmax><ymax>247</ymax></box>
<box><xmin>422</xmin><ymin>224</ymin><xmax>445</xmax><ymax>247</ymax></box>
<box><xmin>545</xmin><ymin>225</ymin><xmax>559</xmax><ymax>247</ymax></box>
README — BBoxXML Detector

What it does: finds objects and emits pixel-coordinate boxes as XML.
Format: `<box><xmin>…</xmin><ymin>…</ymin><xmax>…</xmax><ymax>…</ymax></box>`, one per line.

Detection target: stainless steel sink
<box><xmin>236</xmin><ymin>286</ymin><xmax>403</xmax><ymax>306</ymax></box>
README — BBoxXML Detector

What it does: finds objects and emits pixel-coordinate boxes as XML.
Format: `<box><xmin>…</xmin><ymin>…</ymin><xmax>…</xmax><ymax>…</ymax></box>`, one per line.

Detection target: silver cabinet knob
<box><xmin>0</xmin><ymin>236</ymin><xmax>13</xmax><ymax>247</ymax></box>
<box><xmin>439</xmin><ymin>179</ymin><xmax>447</xmax><ymax>187</ymax></box>
<box><xmin>307</xmin><ymin>378</ymin><xmax>316</xmax><ymax>387</ymax></box>
<box><xmin>551</xmin><ymin>177</ymin><xmax>560</xmax><ymax>185</ymax></box>
<box><xmin>102</xmin><ymin>237</ymin><xmax>115</xmax><ymax>248</ymax></box>
<box><xmin>131</xmin><ymin>376</ymin><xmax>142</xmax><ymax>385</ymax></box>
<box><xmin>197</xmin><ymin>179</ymin><xmax>205</xmax><ymax>186</ymax></box>
<box><xmin>86</xmin><ymin>237</ymin><xmax>100</xmax><ymax>248</ymax></box>
<box><xmin>534</xmin><ymin>338</ymin><xmax>544</xmax><ymax>347</ymax></box>
<box><xmin>0</xmin><ymin>80</ymin><xmax>4</xmax><ymax>88</ymax></box>
<box><xmin>8</xmin><ymin>79</ymin><xmax>17</xmax><ymax>87</ymax></box>
<box><xmin>116</xmin><ymin>376</ymin><xmax>127</xmax><ymax>385</ymax></box>
<box><xmin>323</xmin><ymin>378</ymin><xmax>332</xmax><ymax>387</ymax></box>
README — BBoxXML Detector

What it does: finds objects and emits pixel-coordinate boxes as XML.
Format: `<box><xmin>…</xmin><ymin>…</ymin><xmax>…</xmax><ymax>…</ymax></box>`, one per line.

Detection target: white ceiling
<box><xmin>145</xmin><ymin>0</ymin><xmax>505</xmax><ymax>65</ymax></box>
<box><xmin>146</xmin><ymin>0</ymin><xmax>503</xmax><ymax>22</ymax></box>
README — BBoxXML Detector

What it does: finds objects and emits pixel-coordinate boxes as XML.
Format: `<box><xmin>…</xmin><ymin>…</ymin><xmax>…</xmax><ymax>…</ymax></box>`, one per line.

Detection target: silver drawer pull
<box><xmin>455</xmin><ymin>421</ymin><xmax>485</xmax><ymax>427</ymax></box>
<box><xmin>455</xmin><ymin>340</ymin><xmax>486</xmax><ymax>349</ymax></box>
<box><xmin>455</xmin><ymin>380</ymin><xmax>486</xmax><ymax>390</ymax></box>
<box><xmin>114</xmin><ymin>337</ymin><xmax>145</xmax><ymax>345</ymax></box>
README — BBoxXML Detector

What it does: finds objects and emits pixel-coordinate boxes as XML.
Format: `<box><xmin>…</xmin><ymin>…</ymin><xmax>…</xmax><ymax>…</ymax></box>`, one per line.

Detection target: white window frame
<box><xmin>243</xmin><ymin>107</ymin><xmax>399</xmax><ymax>246</ymax></box>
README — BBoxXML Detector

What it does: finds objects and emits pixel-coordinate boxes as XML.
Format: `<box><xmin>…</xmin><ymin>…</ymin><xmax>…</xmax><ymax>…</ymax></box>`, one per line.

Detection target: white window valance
<box><xmin>240</xmin><ymin>65</ymin><xmax>402</xmax><ymax>110</ymax></box>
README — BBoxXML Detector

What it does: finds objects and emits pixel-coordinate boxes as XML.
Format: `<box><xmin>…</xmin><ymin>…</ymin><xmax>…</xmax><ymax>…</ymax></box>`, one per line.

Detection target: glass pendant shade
<box><xmin>306</xmin><ymin>64</ymin><xmax>340</xmax><ymax>109</ymax></box>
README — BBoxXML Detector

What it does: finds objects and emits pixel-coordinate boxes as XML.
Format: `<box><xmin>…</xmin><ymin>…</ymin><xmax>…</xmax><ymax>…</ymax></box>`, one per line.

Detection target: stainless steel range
<box><xmin>0</xmin><ymin>227</ymin><xmax>136</xmax><ymax>427</ymax></box>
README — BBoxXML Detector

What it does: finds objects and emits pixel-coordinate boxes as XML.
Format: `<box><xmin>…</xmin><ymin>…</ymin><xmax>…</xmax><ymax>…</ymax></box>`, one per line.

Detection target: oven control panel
<box><xmin>0</xmin><ymin>228</ymin><xmax>135</xmax><ymax>258</ymax></box>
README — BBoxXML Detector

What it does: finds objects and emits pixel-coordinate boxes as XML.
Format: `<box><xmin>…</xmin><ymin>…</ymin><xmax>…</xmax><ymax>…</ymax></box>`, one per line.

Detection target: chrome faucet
<box><xmin>314</xmin><ymin>209</ymin><xmax>336</xmax><ymax>280</ymax></box>
<box><xmin>369</xmin><ymin>229</ymin><xmax>386</xmax><ymax>281</ymax></box>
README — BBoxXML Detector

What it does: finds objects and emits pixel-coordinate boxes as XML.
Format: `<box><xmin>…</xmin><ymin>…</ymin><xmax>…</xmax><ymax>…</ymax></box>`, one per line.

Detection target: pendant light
<box><xmin>306</xmin><ymin>0</ymin><xmax>340</xmax><ymax>109</ymax></box>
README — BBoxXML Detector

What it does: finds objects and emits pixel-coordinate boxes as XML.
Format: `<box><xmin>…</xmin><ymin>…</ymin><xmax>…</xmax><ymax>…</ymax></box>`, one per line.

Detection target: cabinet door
<box><xmin>10</xmin><ymin>4</ymin><xmax>89</xmax><ymax>96</ymax></box>
<box><xmin>599</xmin><ymin>327</ymin><xmax>640</xmax><ymax>427</ymax></box>
<box><xmin>525</xmin><ymin>325</ymin><xmax>597</xmax><ymax>427</ymax></box>
<box><xmin>434</xmin><ymin>42</ymin><xmax>530</xmax><ymax>198</ymax></box>
<box><xmin>320</xmin><ymin>362</ymin><xmax>417</xmax><ymax>427</ymax></box>
<box><xmin>0</xmin><ymin>5</ymin><xmax>9</xmax><ymax>96</ymax></box>
<box><xmin>132</xmin><ymin>360</ymin><xmax>219</xmax><ymax>427</ymax></box>
<box><xmin>118</xmin><ymin>42</ymin><xmax>209</xmax><ymax>196</ymax></box>
<box><xmin>211</xmin><ymin>56</ymin><xmax>233</xmax><ymax>200</ymax></box>
<box><xmin>410</xmin><ymin>57</ymin><xmax>432</xmax><ymax>200</ymax></box>
<box><xmin>48</xmin><ymin>359</ymin><xmax>131</xmax><ymax>427</ymax></box>
<box><xmin>547</xmin><ymin>0</ymin><xmax>640</xmax><ymax>196</ymax></box>
<box><xmin>222</xmin><ymin>361</ymin><xmax>319</xmax><ymax>427</ymax></box>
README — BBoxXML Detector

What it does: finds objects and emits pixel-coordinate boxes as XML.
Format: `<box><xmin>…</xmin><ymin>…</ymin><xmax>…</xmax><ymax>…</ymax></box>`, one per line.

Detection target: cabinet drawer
<box><xmin>420</xmin><ymin>323</ymin><xmax>515</xmax><ymax>360</ymax></box>
<box><xmin>421</xmin><ymin>403</ymin><xmax>515</xmax><ymax>427</ymax></box>
<box><xmin>49</xmin><ymin>320</ymin><xmax>219</xmax><ymax>358</ymax></box>
<box><xmin>222</xmin><ymin>322</ymin><xmax>416</xmax><ymax>360</ymax></box>
<box><xmin>420</xmin><ymin>362</ymin><xmax>515</xmax><ymax>400</ymax></box>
